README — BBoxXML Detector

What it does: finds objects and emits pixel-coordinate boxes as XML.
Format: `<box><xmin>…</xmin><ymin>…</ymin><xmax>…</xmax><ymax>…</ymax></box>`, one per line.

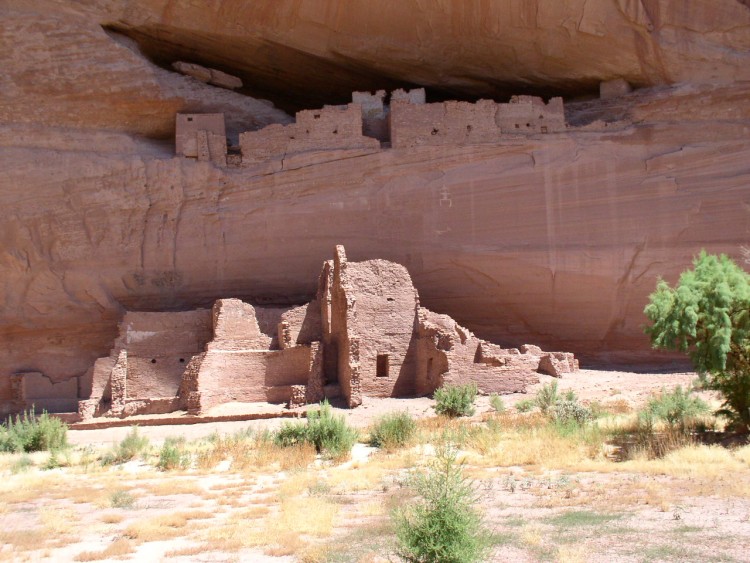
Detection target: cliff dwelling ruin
<box><xmin>175</xmin><ymin>88</ymin><xmax>567</xmax><ymax>168</ymax></box>
<box><xmin>8</xmin><ymin>247</ymin><xmax>577</xmax><ymax>420</ymax></box>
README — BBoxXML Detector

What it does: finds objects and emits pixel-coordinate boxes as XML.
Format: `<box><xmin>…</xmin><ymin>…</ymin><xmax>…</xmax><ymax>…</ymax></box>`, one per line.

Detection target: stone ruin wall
<box><xmin>175</xmin><ymin>89</ymin><xmax>565</xmax><ymax>169</ymax></box>
<box><xmin>239</xmin><ymin>104</ymin><xmax>380</xmax><ymax>166</ymax></box>
<box><xmin>17</xmin><ymin>246</ymin><xmax>579</xmax><ymax>421</ymax></box>
<box><xmin>335</xmin><ymin>257</ymin><xmax>420</xmax><ymax>400</ymax></box>
<box><xmin>390</xmin><ymin>95</ymin><xmax>565</xmax><ymax>149</ymax></box>
<box><xmin>175</xmin><ymin>113</ymin><xmax>228</xmax><ymax>166</ymax></box>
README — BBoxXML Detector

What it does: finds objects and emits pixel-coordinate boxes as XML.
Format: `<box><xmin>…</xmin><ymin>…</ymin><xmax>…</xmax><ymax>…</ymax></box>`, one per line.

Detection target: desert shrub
<box><xmin>274</xmin><ymin>422</ymin><xmax>309</xmax><ymax>448</ymax></box>
<box><xmin>369</xmin><ymin>411</ymin><xmax>417</xmax><ymax>449</ymax></box>
<box><xmin>306</xmin><ymin>400</ymin><xmax>358</xmax><ymax>459</ymax></box>
<box><xmin>552</xmin><ymin>399</ymin><xmax>593</xmax><ymax>426</ymax></box>
<box><xmin>102</xmin><ymin>427</ymin><xmax>149</xmax><ymax>465</ymax></box>
<box><xmin>394</xmin><ymin>447</ymin><xmax>491</xmax><ymax>563</ymax></box>
<box><xmin>515</xmin><ymin>399</ymin><xmax>535</xmax><ymax>413</ymax></box>
<box><xmin>434</xmin><ymin>383</ymin><xmax>478</xmax><ymax>418</ymax></box>
<box><xmin>535</xmin><ymin>380</ymin><xmax>561</xmax><ymax>414</ymax></box>
<box><xmin>275</xmin><ymin>400</ymin><xmax>358</xmax><ymax>459</ymax></box>
<box><xmin>157</xmin><ymin>437</ymin><xmax>191</xmax><ymax>471</ymax></box>
<box><xmin>644</xmin><ymin>251</ymin><xmax>750</xmax><ymax>431</ymax></box>
<box><xmin>0</xmin><ymin>409</ymin><xmax>68</xmax><ymax>453</ymax></box>
<box><xmin>110</xmin><ymin>490</ymin><xmax>136</xmax><ymax>509</ymax></box>
<box><xmin>489</xmin><ymin>394</ymin><xmax>505</xmax><ymax>413</ymax></box>
<box><xmin>644</xmin><ymin>386</ymin><xmax>710</xmax><ymax>430</ymax></box>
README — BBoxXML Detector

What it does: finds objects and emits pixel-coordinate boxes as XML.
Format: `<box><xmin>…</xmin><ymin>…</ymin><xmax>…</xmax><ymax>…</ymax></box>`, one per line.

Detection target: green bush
<box><xmin>0</xmin><ymin>409</ymin><xmax>68</xmax><ymax>453</ymax></box>
<box><xmin>102</xmin><ymin>427</ymin><xmax>150</xmax><ymax>465</ymax></box>
<box><xmin>369</xmin><ymin>411</ymin><xmax>417</xmax><ymax>449</ymax></box>
<box><xmin>644</xmin><ymin>251</ymin><xmax>750</xmax><ymax>431</ymax></box>
<box><xmin>535</xmin><ymin>381</ymin><xmax>560</xmax><ymax>414</ymax></box>
<box><xmin>274</xmin><ymin>400</ymin><xmax>358</xmax><ymax>459</ymax></box>
<box><xmin>274</xmin><ymin>422</ymin><xmax>309</xmax><ymax>448</ymax></box>
<box><xmin>306</xmin><ymin>400</ymin><xmax>359</xmax><ymax>459</ymax></box>
<box><xmin>434</xmin><ymin>383</ymin><xmax>478</xmax><ymax>418</ymax></box>
<box><xmin>157</xmin><ymin>437</ymin><xmax>191</xmax><ymax>471</ymax></box>
<box><xmin>394</xmin><ymin>447</ymin><xmax>491</xmax><ymax>563</ymax></box>
<box><xmin>489</xmin><ymin>394</ymin><xmax>505</xmax><ymax>413</ymax></box>
<box><xmin>552</xmin><ymin>399</ymin><xmax>593</xmax><ymax>426</ymax></box>
<box><xmin>515</xmin><ymin>399</ymin><xmax>535</xmax><ymax>413</ymax></box>
<box><xmin>643</xmin><ymin>386</ymin><xmax>710</xmax><ymax>430</ymax></box>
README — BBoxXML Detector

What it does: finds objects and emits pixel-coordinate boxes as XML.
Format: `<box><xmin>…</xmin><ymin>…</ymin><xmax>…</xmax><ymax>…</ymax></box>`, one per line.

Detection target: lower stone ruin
<box><xmin>60</xmin><ymin>246</ymin><xmax>576</xmax><ymax>420</ymax></box>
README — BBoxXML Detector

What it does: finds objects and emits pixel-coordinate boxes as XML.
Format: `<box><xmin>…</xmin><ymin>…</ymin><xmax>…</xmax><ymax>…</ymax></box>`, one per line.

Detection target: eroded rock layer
<box><xmin>1</xmin><ymin>1</ymin><xmax>749</xmax><ymax>409</ymax></box>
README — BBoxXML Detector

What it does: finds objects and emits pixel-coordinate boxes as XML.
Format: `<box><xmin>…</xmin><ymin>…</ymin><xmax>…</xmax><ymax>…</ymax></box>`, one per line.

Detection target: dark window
<box><xmin>179</xmin><ymin>358</ymin><xmax>185</xmax><ymax>363</ymax></box>
<box><xmin>151</xmin><ymin>359</ymin><xmax>157</xmax><ymax>364</ymax></box>
<box><xmin>431</xmin><ymin>128</ymin><xmax>439</xmax><ymax>135</ymax></box>
<box><xmin>376</xmin><ymin>355</ymin><xmax>389</xmax><ymax>378</ymax></box>
<box><xmin>187</xmin><ymin>117</ymin><xmax>193</xmax><ymax>122</ymax></box>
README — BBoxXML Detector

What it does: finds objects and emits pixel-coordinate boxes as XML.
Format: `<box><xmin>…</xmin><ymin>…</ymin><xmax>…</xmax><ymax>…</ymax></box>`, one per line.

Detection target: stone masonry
<box><xmin>176</xmin><ymin>88</ymin><xmax>566</xmax><ymax>168</ymax></box>
<box><xmin>76</xmin><ymin>246</ymin><xmax>578</xmax><ymax>420</ymax></box>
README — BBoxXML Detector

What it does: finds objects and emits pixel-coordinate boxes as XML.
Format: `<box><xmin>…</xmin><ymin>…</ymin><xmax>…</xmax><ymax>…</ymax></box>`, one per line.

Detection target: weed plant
<box><xmin>434</xmin><ymin>383</ymin><xmax>478</xmax><ymax>418</ymax></box>
<box><xmin>306</xmin><ymin>400</ymin><xmax>358</xmax><ymax>459</ymax></box>
<box><xmin>369</xmin><ymin>412</ymin><xmax>417</xmax><ymax>449</ymax></box>
<box><xmin>274</xmin><ymin>400</ymin><xmax>358</xmax><ymax>459</ymax></box>
<box><xmin>157</xmin><ymin>437</ymin><xmax>191</xmax><ymax>470</ymax></box>
<box><xmin>394</xmin><ymin>447</ymin><xmax>491</xmax><ymax>563</ymax></box>
<box><xmin>644</xmin><ymin>386</ymin><xmax>710</xmax><ymax>430</ymax></box>
<box><xmin>102</xmin><ymin>427</ymin><xmax>150</xmax><ymax>465</ymax></box>
<box><xmin>515</xmin><ymin>399</ymin><xmax>535</xmax><ymax>413</ymax></box>
<box><xmin>0</xmin><ymin>409</ymin><xmax>68</xmax><ymax>453</ymax></box>
<box><xmin>489</xmin><ymin>394</ymin><xmax>505</xmax><ymax>413</ymax></box>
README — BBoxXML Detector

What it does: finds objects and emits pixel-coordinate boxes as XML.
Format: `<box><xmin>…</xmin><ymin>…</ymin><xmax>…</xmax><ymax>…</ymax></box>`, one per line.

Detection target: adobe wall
<box><xmin>193</xmin><ymin>347</ymin><xmax>311</xmax><ymax>411</ymax></box>
<box><xmin>328</xmin><ymin>250</ymin><xmax>420</xmax><ymax>400</ymax></box>
<box><xmin>210</xmin><ymin>299</ymin><xmax>272</xmax><ymax>350</ymax></box>
<box><xmin>175</xmin><ymin>113</ymin><xmax>227</xmax><ymax>166</ymax></box>
<box><xmin>322</xmin><ymin>247</ymin><xmax>362</xmax><ymax>407</ymax></box>
<box><xmin>117</xmin><ymin>309</ymin><xmax>212</xmax><ymax>399</ymax></box>
<box><xmin>239</xmin><ymin>104</ymin><xmax>380</xmax><ymax>166</ymax></box>
<box><xmin>390</xmin><ymin>95</ymin><xmax>565</xmax><ymax>148</ymax></box>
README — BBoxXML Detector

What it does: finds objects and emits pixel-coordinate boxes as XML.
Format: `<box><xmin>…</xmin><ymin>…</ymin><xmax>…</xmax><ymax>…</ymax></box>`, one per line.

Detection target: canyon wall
<box><xmin>1</xmin><ymin>1</ymin><xmax>749</xmax><ymax>411</ymax></box>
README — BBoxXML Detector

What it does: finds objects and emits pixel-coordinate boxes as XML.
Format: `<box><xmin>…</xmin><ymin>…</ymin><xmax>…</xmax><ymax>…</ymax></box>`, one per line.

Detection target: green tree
<box><xmin>644</xmin><ymin>251</ymin><xmax>750</xmax><ymax>431</ymax></box>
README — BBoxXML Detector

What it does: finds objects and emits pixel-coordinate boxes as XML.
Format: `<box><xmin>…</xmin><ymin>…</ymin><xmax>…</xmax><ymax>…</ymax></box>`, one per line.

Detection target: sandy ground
<box><xmin>67</xmin><ymin>369</ymin><xmax>703</xmax><ymax>447</ymax></box>
<box><xmin>5</xmin><ymin>368</ymin><xmax>747</xmax><ymax>563</ymax></box>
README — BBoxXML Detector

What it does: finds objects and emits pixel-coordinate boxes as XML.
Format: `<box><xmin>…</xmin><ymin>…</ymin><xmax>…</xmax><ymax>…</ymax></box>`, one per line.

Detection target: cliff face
<box><xmin>1</xmin><ymin>1</ymin><xmax>749</xmax><ymax>408</ymax></box>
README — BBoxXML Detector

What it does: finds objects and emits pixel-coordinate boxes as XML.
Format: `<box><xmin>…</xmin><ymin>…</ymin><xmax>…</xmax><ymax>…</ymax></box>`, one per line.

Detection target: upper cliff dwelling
<box><xmin>174</xmin><ymin>88</ymin><xmax>568</xmax><ymax>168</ymax></box>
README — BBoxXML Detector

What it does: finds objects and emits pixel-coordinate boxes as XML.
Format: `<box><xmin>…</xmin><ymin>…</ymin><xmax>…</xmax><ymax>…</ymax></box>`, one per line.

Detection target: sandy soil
<box><xmin>67</xmin><ymin>369</ymin><xmax>704</xmax><ymax>447</ymax></box>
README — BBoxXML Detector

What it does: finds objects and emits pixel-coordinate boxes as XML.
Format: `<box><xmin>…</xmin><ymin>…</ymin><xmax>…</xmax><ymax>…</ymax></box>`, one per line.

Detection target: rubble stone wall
<box><xmin>239</xmin><ymin>104</ymin><xmax>380</xmax><ymax>165</ymax></box>
<box><xmin>390</xmin><ymin>95</ymin><xmax>565</xmax><ymax>148</ymax></box>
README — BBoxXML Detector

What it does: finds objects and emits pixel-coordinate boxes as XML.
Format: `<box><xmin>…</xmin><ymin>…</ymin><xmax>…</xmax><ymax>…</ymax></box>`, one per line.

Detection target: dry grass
<box><xmin>40</xmin><ymin>506</ymin><xmax>78</xmax><ymax>536</ymax></box>
<box><xmin>74</xmin><ymin>538</ymin><xmax>134</xmax><ymax>561</ymax></box>
<box><xmin>268</xmin><ymin>496</ymin><xmax>338</xmax><ymax>538</ymax></box>
<box><xmin>100</xmin><ymin>513</ymin><xmax>124</xmax><ymax>524</ymax></box>
<box><xmin>138</xmin><ymin>478</ymin><xmax>203</xmax><ymax>497</ymax></box>
<box><xmin>0</xmin><ymin>529</ymin><xmax>48</xmax><ymax>551</ymax></box>
<box><xmin>163</xmin><ymin>544</ymin><xmax>207</xmax><ymax>558</ymax></box>
<box><xmin>123</xmin><ymin>511</ymin><xmax>210</xmax><ymax>543</ymax></box>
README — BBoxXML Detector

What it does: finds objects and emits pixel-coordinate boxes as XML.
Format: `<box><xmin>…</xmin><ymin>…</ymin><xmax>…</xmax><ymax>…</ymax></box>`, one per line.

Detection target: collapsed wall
<box><xmin>239</xmin><ymin>104</ymin><xmax>380</xmax><ymax>166</ymax></box>
<box><xmin>65</xmin><ymin>246</ymin><xmax>578</xmax><ymax>421</ymax></box>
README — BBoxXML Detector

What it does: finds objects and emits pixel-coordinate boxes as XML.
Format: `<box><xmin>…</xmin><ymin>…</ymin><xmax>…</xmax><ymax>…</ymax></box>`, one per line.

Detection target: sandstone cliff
<box><xmin>1</xmin><ymin>1</ymin><xmax>749</xmax><ymax>408</ymax></box>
